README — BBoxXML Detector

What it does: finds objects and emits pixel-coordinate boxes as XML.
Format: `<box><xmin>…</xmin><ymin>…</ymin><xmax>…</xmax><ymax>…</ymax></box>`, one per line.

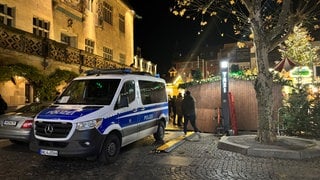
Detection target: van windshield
<box><xmin>55</xmin><ymin>79</ymin><xmax>120</xmax><ymax>105</ymax></box>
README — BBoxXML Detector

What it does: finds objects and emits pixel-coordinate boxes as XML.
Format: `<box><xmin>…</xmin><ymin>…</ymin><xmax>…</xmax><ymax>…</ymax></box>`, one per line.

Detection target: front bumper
<box><xmin>29</xmin><ymin>129</ymin><xmax>105</xmax><ymax>157</ymax></box>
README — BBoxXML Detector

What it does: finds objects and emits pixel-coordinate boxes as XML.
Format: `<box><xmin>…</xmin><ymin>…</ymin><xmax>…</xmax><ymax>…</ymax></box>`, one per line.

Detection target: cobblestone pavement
<box><xmin>1</xmin><ymin>133</ymin><xmax>320</xmax><ymax>180</ymax></box>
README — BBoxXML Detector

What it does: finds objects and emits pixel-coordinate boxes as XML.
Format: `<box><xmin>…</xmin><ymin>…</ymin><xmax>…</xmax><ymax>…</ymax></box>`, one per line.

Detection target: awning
<box><xmin>273</xmin><ymin>58</ymin><xmax>297</xmax><ymax>72</ymax></box>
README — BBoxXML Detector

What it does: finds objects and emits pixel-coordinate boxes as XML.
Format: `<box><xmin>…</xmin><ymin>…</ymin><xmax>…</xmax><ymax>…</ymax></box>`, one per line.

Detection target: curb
<box><xmin>156</xmin><ymin>132</ymin><xmax>195</xmax><ymax>153</ymax></box>
<box><xmin>217</xmin><ymin>135</ymin><xmax>320</xmax><ymax>160</ymax></box>
<box><xmin>217</xmin><ymin>136</ymin><xmax>249</xmax><ymax>155</ymax></box>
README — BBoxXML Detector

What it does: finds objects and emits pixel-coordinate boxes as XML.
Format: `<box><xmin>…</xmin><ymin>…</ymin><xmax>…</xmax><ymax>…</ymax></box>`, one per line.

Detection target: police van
<box><xmin>29</xmin><ymin>69</ymin><xmax>169</xmax><ymax>163</ymax></box>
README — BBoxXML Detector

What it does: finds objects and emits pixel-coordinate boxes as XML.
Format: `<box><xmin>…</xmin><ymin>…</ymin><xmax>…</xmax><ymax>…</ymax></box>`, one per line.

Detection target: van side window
<box><xmin>138</xmin><ymin>80</ymin><xmax>167</xmax><ymax>105</ymax></box>
<box><xmin>115</xmin><ymin>80</ymin><xmax>135</xmax><ymax>109</ymax></box>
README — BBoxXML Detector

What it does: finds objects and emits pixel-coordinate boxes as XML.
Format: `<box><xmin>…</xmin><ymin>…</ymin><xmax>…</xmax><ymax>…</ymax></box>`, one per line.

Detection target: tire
<box><xmin>153</xmin><ymin>121</ymin><xmax>165</xmax><ymax>142</ymax></box>
<box><xmin>99</xmin><ymin>133</ymin><xmax>121</xmax><ymax>164</ymax></box>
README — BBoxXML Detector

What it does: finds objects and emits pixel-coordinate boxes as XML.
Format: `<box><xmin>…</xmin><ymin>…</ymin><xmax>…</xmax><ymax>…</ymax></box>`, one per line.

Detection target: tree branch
<box><xmin>241</xmin><ymin>0</ymin><xmax>254</xmax><ymax>13</ymax></box>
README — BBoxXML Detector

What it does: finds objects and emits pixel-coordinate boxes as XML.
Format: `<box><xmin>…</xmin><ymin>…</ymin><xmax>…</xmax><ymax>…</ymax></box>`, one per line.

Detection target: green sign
<box><xmin>290</xmin><ymin>66</ymin><xmax>312</xmax><ymax>77</ymax></box>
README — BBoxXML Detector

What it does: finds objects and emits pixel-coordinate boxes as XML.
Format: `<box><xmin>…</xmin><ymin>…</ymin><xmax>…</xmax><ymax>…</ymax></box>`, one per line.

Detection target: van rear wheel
<box><xmin>153</xmin><ymin>121</ymin><xmax>165</xmax><ymax>142</ymax></box>
<box><xmin>99</xmin><ymin>133</ymin><xmax>120</xmax><ymax>164</ymax></box>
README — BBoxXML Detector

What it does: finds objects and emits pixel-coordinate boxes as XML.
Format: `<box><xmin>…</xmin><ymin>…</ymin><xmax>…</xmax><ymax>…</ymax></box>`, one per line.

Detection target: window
<box><xmin>119</xmin><ymin>53</ymin><xmax>126</xmax><ymax>64</ymax></box>
<box><xmin>121</xmin><ymin>81</ymin><xmax>135</xmax><ymax>103</ymax></box>
<box><xmin>103</xmin><ymin>2</ymin><xmax>112</xmax><ymax>25</ymax></box>
<box><xmin>33</xmin><ymin>17</ymin><xmax>50</xmax><ymax>38</ymax></box>
<box><xmin>138</xmin><ymin>80</ymin><xmax>167</xmax><ymax>105</ymax></box>
<box><xmin>61</xmin><ymin>33</ymin><xmax>77</xmax><ymax>48</ymax></box>
<box><xmin>119</xmin><ymin>14</ymin><xmax>125</xmax><ymax>33</ymax></box>
<box><xmin>61</xmin><ymin>34</ymin><xmax>70</xmax><ymax>45</ymax></box>
<box><xmin>0</xmin><ymin>4</ymin><xmax>14</xmax><ymax>27</ymax></box>
<box><xmin>85</xmin><ymin>39</ymin><xmax>94</xmax><ymax>54</ymax></box>
<box><xmin>103</xmin><ymin>47</ymin><xmax>113</xmax><ymax>61</ymax></box>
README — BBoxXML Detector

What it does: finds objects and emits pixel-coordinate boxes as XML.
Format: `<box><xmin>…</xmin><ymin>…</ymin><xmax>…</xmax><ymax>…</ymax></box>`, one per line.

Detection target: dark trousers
<box><xmin>177</xmin><ymin>115</ymin><xmax>183</xmax><ymax>126</ymax></box>
<box><xmin>183</xmin><ymin>114</ymin><xmax>200</xmax><ymax>134</ymax></box>
<box><xmin>172</xmin><ymin>111</ymin><xmax>177</xmax><ymax>124</ymax></box>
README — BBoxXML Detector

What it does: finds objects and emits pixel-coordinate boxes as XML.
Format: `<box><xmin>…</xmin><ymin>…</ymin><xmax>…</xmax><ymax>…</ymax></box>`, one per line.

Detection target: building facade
<box><xmin>172</xmin><ymin>42</ymin><xmax>254</xmax><ymax>83</ymax></box>
<box><xmin>0</xmin><ymin>0</ymin><xmax>156</xmax><ymax>106</ymax></box>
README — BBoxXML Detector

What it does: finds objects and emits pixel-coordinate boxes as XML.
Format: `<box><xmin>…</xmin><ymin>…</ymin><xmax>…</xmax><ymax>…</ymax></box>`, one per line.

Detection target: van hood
<box><xmin>36</xmin><ymin>105</ymin><xmax>104</xmax><ymax>121</ymax></box>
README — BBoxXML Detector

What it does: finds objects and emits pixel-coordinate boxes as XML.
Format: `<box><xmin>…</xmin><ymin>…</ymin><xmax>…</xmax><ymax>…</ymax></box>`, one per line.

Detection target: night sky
<box><xmin>129</xmin><ymin>0</ymin><xmax>236</xmax><ymax>74</ymax></box>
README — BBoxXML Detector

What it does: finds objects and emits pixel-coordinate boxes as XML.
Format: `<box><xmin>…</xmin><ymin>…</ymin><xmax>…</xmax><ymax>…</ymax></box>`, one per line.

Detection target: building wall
<box><xmin>52</xmin><ymin>2</ymin><xmax>84</xmax><ymax>48</ymax></box>
<box><xmin>1</xmin><ymin>0</ymin><xmax>53</xmax><ymax>37</ymax></box>
<box><xmin>174</xmin><ymin>59</ymin><xmax>218</xmax><ymax>82</ymax></box>
<box><xmin>0</xmin><ymin>0</ymin><xmax>136</xmax><ymax>106</ymax></box>
<box><xmin>52</xmin><ymin>0</ymin><xmax>134</xmax><ymax>65</ymax></box>
<box><xmin>0</xmin><ymin>0</ymin><xmax>134</xmax><ymax>65</ymax></box>
<box><xmin>0</xmin><ymin>78</ymin><xmax>26</xmax><ymax>106</ymax></box>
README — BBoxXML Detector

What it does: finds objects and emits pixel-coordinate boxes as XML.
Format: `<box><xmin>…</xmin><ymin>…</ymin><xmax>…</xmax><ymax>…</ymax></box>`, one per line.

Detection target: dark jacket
<box><xmin>175</xmin><ymin>95</ymin><xmax>183</xmax><ymax>116</ymax></box>
<box><xmin>182</xmin><ymin>94</ymin><xmax>195</xmax><ymax>116</ymax></box>
<box><xmin>0</xmin><ymin>96</ymin><xmax>7</xmax><ymax>115</ymax></box>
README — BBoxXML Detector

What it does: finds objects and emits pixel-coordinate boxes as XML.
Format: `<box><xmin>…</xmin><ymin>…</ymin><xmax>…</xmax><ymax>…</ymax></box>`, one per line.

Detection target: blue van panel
<box><xmin>97</xmin><ymin>103</ymin><xmax>168</xmax><ymax>134</ymax></box>
<box><xmin>36</xmin><ymin>107</ymin><xmax>102</xmax><ymax>120</ymax></box>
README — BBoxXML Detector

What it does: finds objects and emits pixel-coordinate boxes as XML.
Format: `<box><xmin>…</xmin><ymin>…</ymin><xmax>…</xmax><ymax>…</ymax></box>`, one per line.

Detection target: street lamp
<box><xmin>221</xmin><ymin>61</ymin><xmax>228</xmax><ymax>69</ymax></box>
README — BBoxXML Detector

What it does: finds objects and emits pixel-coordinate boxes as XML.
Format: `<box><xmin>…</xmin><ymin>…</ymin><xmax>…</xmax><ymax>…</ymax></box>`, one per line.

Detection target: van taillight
<box><xmin>22</xmin><ymin>120</ymin><xmax>33</xmax><ymax>129</ymax></box>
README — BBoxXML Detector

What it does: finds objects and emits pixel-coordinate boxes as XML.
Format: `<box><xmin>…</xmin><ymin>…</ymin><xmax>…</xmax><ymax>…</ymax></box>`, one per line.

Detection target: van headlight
<box><xmin>76</xmin><ymin>118</ymin><xmax>102</xmax><ymax>131</ymax></box>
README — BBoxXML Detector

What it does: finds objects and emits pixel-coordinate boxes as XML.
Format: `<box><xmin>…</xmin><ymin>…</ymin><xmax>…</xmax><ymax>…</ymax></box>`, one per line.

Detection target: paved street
<box><xmin>1</xmin><ymin>132</ymin><xmax>320</xmax><ymax>179</ymax></box>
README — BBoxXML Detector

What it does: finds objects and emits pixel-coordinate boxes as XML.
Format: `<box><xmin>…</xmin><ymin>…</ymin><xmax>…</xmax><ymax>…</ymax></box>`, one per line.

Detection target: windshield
<box><xmin>55</xmin><ymin>79</ymin><xmax>120</xmax><ymax>105</ymax></box>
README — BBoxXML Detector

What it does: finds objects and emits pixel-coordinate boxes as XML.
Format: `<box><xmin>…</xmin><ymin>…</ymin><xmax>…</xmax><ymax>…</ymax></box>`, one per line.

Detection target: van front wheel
<box><xmin>153</xmin><ymin>121</ymin><xmax>165</xmax><ymax>142</ymax></box>
<box><xmin>99</xmin><ymin>133</ymin><xmax>120</xmax><ymax>164</ymax></box>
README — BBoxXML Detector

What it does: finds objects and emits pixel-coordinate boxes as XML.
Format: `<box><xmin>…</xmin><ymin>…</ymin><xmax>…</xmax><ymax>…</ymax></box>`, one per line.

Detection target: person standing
<box><xmin>175</xmin><ymin>93</ymin><xmax>183</xmax><ymax>127</ymax></box>
<box><xmin>0</xmin><ymin>94</ymin><xmax>8</xmax><ymax>115</ymax></box>
<box><xmin>171</xmin><ymin>95</ymin><xmax>177</xmax><ymax>125</ymax></box>
<box><xmin>168</xmin><ymin>95</ymin><xmax>173</xmax><ymax>120</ymax></box>
<box><xmin>182</xmin><ymin>90</ymin><xmax>200</xmax><ymax>136</ymax></box>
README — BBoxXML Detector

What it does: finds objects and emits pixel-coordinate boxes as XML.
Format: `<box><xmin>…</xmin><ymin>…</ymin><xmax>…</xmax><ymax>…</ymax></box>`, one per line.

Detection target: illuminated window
<box><xmin>103</xmin><ymin>47</ymin><xmax>113</xmax><ymax>61</ymax></box>
<box><xmin>33</xmin><ymin>17</ymin><xmax>50</xmax><ymax>38</ymax></box>
<box><xmin>103</xmin><ymin>2</ymin><xmax>112</xmax><ymax>25</ymax></box>
<box><xmin>61</xmin><ymin>34</ymin><xmax>70</xmax><ymax>45</ymax></box>
<box><xmin>61</xmin><ymin>33</ymin><xmax>77</xmax><ymax>48</ymax></box>
<box><xmin>0</xmin><ymin>4</ymin><xmax>14</xmax><ymax>27</ymax></box>
<box><xmin>119</xmin><ymin>14</ymin><xmax>125</xmax><ymax>33</ymax></box>
<box><xmin>85</xmin><ymin>39</ymin><xmax>94</xmax><ymax>54</ymax></box>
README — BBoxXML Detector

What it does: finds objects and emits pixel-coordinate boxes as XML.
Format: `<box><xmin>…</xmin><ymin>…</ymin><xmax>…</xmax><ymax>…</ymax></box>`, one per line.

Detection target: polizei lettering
<box><xmin>45</xmin><ymin>109</ymin><xmax>78</xmax><ymax>116</ymax></box>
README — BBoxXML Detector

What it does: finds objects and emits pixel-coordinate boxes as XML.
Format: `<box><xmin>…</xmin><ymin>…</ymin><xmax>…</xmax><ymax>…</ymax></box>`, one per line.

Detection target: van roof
<box><xmin>85</xmin><ymin>68</ymin><xmax>152</xmax><ymax>76</ymax></box>
<box><xmin>75</xmin><ymin>68</ymin><xmax>165</xmax><ymax>82</ymax></box>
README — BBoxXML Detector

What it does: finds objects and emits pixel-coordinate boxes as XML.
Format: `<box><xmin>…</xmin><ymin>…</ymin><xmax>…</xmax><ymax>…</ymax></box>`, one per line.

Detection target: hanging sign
<box><xmin>290</xmin><ymin>66</ymin><xmax>312</xmax><ymax>77</ymax></box>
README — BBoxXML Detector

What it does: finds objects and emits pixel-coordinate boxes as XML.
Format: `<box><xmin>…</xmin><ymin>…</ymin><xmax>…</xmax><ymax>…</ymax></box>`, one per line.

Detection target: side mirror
<box><xmin>117</xmin><ymin>95</ymin><xmax>129</xmax><ymax>108</ymax></box>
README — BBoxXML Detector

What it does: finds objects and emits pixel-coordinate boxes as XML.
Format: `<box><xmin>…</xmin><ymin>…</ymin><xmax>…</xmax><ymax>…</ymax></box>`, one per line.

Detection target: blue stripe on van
<box><xmin>97</xmin><ymin>103</ymin><xmax>168</xmax><ymax>134</ymax></box>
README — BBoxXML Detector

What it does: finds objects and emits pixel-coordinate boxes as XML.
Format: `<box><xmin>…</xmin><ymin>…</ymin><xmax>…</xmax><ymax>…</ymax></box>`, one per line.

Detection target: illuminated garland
<box><xmin>178</xmin><ymin>70</ymin><xmax>292</xmax><ymax>89</ymax></box>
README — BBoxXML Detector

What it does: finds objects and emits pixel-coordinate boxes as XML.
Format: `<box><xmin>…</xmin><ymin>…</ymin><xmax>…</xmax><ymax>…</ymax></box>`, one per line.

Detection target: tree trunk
<box><xmin>254</xmin><ymin>39</ymin><xmax>277</xmax><ymax>144</ymax></box>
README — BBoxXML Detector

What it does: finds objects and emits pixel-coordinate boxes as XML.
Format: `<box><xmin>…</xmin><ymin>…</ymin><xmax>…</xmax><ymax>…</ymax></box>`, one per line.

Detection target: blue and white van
<box><xmin>29</xmin><ymin>69</ymin><xmax>169</xmax><ymax>163</ymax></box>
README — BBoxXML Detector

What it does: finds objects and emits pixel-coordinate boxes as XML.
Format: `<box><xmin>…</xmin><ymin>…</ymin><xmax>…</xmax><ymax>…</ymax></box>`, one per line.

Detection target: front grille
<box><xmin>35</xmin><ymin>121</ymin><xmax>72</xmax><ymax>138</ymax></box>
<box><xmin>39</xmin><ymin>140</ymin><xmax>68</xmax><ymax>148</ymax></box>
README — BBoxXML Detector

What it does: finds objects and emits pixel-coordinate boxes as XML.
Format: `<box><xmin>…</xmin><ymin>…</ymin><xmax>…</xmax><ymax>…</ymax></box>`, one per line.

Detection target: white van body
<box><xmin>29</xmin><ymin>69</ymin><xmax>169</xmax><ymax>163</ymax></box>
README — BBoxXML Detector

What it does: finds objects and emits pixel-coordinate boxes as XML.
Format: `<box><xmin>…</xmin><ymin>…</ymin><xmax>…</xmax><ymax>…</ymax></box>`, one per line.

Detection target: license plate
<box><xmin>39</xmin><ymin>149</ymin><xmax>58</xmax><ymax>156</ymax></box>
<box><xmin>3</xmin><ymin>120</ymin><xmax>17</xmax><ymax>126</ymax></box>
